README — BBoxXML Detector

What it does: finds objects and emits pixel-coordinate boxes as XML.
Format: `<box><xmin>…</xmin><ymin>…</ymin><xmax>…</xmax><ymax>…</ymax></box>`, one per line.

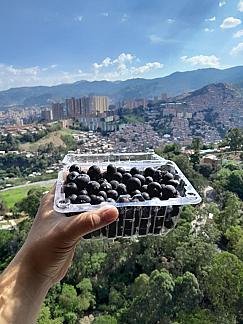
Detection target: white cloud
<box><xmin>0</xmin><ymin>54</ymin><xmax>164</xmax><ymax>90</ymax></box>
<box><xmin>131</xmin><ymin>62</ymin><xmax>163</xmax><ymax>75</ymax></box>
<box><xmin>233</xmin><ymin>29</ymin><xmax>243</xmax><ymax>38</ymax></box>
<box><xmin>148</xmin><ymin>34</ymin><xmax>163</xmax><ymax>44</ymax></box>
<box><xmin>204</xmin><ymin>28</ymin><xmax>214</xmax><ymax>32</ymax></box>
<box><xmin>220</xmin><ymin>17</ymin><xmax>241</xmax><ymax>29</ymax></box>
<box><xmin>101</xmin><ymin>12</ymin><xmax>109</xmax><ymax>17</ymax></box>
<box><xmin>181</xmin><ymin>55</ymin><xmax>220</xmax><ymax>68</ymax></box>
<box><xmin>121</xmin><ymin>13</ymin><xmax>128</xmax><ymax>23</ymax></box>
<box><xmin>167</xmin><ymin>18</ymin><xmax>175</xmax><ymax>24</ymax></box>
<box><xmin>205</xmin><ymin>16</ymin><xmax>216</xmax><ymax>22</ymax></box>
<box><xmin>238</xmin><ymin>1</ymin><xmax>243</xmax><ymax>12</ymax></box>
<box><xmin>219</xmin><ymin>1</ymin><xmax>226</xmax><ymax>7</ymax></box>
<box><xmin>74</xmin><ymin>15</ymin><xmax>83</xmax><ymax>22</ymax></box>
<box><xmin>230</xmin><ymin>42</ymin><xmax>243</xmax><ymax>55</ymax></box>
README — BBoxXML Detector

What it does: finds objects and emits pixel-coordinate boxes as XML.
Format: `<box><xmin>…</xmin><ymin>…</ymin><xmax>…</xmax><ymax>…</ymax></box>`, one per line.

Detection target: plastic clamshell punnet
<box><xmin>54</xmin><ymin>152</ymin><xmax>202</xmax><ymax>239</ymax></box>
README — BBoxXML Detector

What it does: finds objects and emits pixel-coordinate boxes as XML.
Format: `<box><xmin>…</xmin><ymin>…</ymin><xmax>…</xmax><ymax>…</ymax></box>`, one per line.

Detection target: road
<box><xmin>0</xmin><ymin>179</ymin><xmax>56</xmax><ymax>192</ymax></box>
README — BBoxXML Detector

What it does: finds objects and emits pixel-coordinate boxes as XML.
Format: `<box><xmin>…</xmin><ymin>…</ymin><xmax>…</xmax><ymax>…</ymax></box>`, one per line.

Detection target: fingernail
<box><xmin>100</xmin><ymin>207</ymin><xmax>118</xmax><ymax>224</ymax></box>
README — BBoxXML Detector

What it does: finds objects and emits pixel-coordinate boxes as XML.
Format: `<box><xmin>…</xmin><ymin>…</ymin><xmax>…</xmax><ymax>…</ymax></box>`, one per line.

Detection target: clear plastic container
<box><xmin>54</xmin><ymin>152</ymin><xmax>201</xmax><ymax>239</ymax></box>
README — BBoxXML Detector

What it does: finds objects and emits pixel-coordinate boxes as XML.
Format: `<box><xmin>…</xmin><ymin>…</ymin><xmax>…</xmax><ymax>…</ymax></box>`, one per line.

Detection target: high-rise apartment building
<box><xmin>65</xmin><ymin>96</ymin><xmax>108</xmax><ymax>118</ymax></box>
<box><xmin>41</xmin><ymin>109</ymin><xmax>52</xmax><ymax>122</ymax></box>
<box><xmin>52</xmin><ymin>103</ymin><xmax>65</xmax><ymax>121</ymax></box>
<box><xmin>90</xmin><ymin>96</ymin><xmax>108</xmax><ymax>115</ymax></box>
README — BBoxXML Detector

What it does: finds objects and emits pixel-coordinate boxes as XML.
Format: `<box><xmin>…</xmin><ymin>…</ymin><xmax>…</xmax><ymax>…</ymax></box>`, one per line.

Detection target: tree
<box><xmin>198</xmin><ymin>163</ymin><xmax>213</xmax><ymax>178</ymax></box>
<box><xmin>204</xmin><ymin>252</ymin><xmax>243</xmax><ymax>313</ymax></box>
<box><xmin>13</xmin><ymin>187</ymin><xmax>47</xmax><ymax>218</ymax></box>
<box><xmin>225</xmin><ymin>128</ymin><xmax>243</xmax><ymax>152</ymax></box>
<box><xmin>58</xmin><ymin>284</ymin><xmax>79</xmax><ymax>313</ymax></box>
<box><xmin>173</xmin><ymin>272</ymin><xmax>202</xmax><ymax>314</ymax></box>
<box><xmin>76</xmin><ymin>278</ymin><xmax>96</xmax><ymax>312</ymax></box>
<box><xmin>226</xmin><ymin>170</ymin><xmax>243</xmax><ymax>200</ymax></box>
<box><xmin>225</xmin><ymin>226</ymin><xmax>243</xmax><ymax>261</ymax></box>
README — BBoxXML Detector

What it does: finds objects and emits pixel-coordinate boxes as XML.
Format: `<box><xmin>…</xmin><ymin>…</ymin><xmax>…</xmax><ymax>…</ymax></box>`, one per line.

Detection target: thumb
<box><xmin>64</xmin><ymin>206</ymin><xmax>119</xmax><ymax>240</ymax></box>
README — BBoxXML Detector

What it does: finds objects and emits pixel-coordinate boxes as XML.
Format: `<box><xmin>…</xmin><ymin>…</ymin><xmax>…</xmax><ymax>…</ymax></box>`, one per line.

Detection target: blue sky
<box><xmin>0</xmin><ymin>0</ymin><xmax>243</xmax><ymax>90</ymax></box>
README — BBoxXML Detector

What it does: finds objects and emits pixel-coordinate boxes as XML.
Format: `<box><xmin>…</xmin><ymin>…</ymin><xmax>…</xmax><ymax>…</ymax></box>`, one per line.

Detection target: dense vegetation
<box><xmin>0</xmin><ymin>129</ymin><xmax>242</xmax><ymax>323</ymax></box>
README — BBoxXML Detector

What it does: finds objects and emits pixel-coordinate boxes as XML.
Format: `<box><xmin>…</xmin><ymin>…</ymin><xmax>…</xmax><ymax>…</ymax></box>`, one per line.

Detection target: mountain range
<box><xmin>0</xmin><ymin>66</ymin><xmax>243</xmax><ymax>108</ymax></box>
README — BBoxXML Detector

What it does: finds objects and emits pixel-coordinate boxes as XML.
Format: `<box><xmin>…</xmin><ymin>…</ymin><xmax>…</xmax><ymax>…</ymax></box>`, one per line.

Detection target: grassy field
<box><xmin>20</xmin><ymin>128</ymin><xmax>76</xmax><ymax>152</ymax></box>
<box><xmin>0</xmin><ymin>185</ymin><xmax>52</xmax><ymax>209</ymax></box>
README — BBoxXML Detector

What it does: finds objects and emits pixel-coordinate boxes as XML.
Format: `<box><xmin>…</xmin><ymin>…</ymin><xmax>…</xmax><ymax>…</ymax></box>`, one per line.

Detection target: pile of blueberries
<box><xmin>63</xmin><ymin>163</ymin><xmax>183</xmax><ymax>206</ymax></box>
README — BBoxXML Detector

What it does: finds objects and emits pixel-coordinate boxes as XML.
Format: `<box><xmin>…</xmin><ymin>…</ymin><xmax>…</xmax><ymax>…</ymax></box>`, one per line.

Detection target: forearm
<box><xmin>0</xmin><ymin>249</ymin><xmax>50</xmax><ymax>324</ymax></box>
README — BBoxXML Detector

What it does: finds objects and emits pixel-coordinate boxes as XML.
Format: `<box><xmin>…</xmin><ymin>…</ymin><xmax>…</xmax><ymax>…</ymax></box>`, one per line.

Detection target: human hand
<box><xmin>18</xmin><ymin>185</ymin><xmax>119</xmax><ymax>288</ymax></box>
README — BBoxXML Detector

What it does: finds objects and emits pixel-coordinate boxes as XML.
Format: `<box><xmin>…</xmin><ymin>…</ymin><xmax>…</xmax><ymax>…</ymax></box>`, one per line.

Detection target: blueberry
<box><xmin>107</xmin><ymin>198</ymin><xmax>116</xmax><ymax>203</ymax></box>
<box><xmin>134</xmin><ymin>174</ymin><xmax>146</xmax><ymax>185</ymax></box>
<box><xmin>131</xmin><ymin>190</ymin><xmax>141</xmax><ymax>196</ymax></box>
<box><xmin>100</xmin><ymin>181</ymin><xmax>112</xmax><ymax>192</ymax></box>
<box><xmin>98</xmin><ymin>191</ymin><xmax>107</xmax><ymax>200</ymax></box>
<box><xmin>117</xmin><ymin>196</ymin><xmax>130</xmax><ymax>203</ymax></box>
<box><xmin>69</xmin><ymin>194</ymin><xmax>78</xmax><ymax>203</ymax></box>
<box><xmin>167</xmin><ymin>179</ymin><xmax>179</xmax><ymax>189</ymax></box>
<box><xmin>67</xmin><ymin>171</ymin><xmax>80</xmax><ymax>183</ymax></box>
<box><xmin>130</xmin><ymin>167</ymin><xmax>140</xmax><ymax>176</ymax></box>
<box><xmin>110</xmin><ymin>180</ymin><xmax>120</xmax><ymax>190</ymax></box>
<box><xmin>142</xmin><ymin>192</ymin><xmax>150</xmax><ymax>200</ymax></box>
<box><xmin>90</xmin><ymin>195</ymin><xmax>98</xmax><ymax>205</ymax></box>
<box><xmin>117</xmin><ymin>183</ymin><xmax>127</xmax><ymax>195</ymax></box>
<box><xmin>107</xmin><ymin>190</ymin><xmax>118</xmax><ymax>200</ymax></box>
<box><xmin>153</xmin><ymin>170</ymin><xmax>162</xmax><ymax>182</ymax></box>
<box><xmin>87</xmin><ymin>165</ymin><xmax>101</xmax><ymax>180</ymax></box>
<box><xmin>147</xmin><ymin>182</ymin><xmax>162</xmax><ymax>198</ymax></box>
<box><xmin>98</xmin><ymin>178</ymin><xmax>106</xmax><ymax>184</ymax></box>
<box><xmin>63</xmin><ymin>182</ymin><xmax>78</xmax><ymax>197</ymax></box>
<box><xmin>86</xmin><ymin>181</ymin><xmax>100</xmax><ymax>195</ymax></box>
<box><xmin>69</xmin><ymin>164</ymin><xmax>81</xmax><ymax>173</ymax></box>
<box><xmin>144</xmin><ymin>167</ymin><xmax>155</xmax><ymax>178</ymax></box>
<box><xmin>142</xmin><ymin>184</ymin><xmax>148</xmax><ymax>192</ymax></box>
<box><xmin>76</xmin><ymin>195</ymin><xmax>91</xmax><ymax>204</ymax></box>
<box><xmin>122</xmin><ymin>172</ymin><xmax>132</xmax><ymax>184</ymax></box>
<box><xmin>112</xmin><ymin>172</ymin><xmax>123</xmax><ymax>182</ymax></box>
<box><xmin>162</xmin><ymin>185</ymin><xmax>177</xmax><ymax>199</ymax></box>
<box><xmin>163</xmin><ymin>172</ymin><xmax>174</xmax><ymax>183</ymax></box>
<box><xmin>102</xmin><ymin>171</ymin><xmax>112</xmax><ymax>182</ymax></box>
<box><xmin>93</xmin><ymin>196</ymin><xmax>105</xmax><ymax>205</ymax></box>
<box><xmin>79</xmin><ymin>189</ymin><xmax>88</xmax><ymax>195</ymax></box>
<box><xmin>75</xmin><ymin>174</ymin><xmax>90</xmax><ymax>189</ymax></box>
<box><xmin>117</xmin><ymin>167</ymin><xmax>126</xmax><ymax>174</ymax></box>
<box><xmin>107</xmin><ymin>164</ymin><xmax>117</xmax><ymax>174</ymax></box>
<box><xmin>145</xmin><ymin>176</ymin><xmax>154</xmax><ymax>184</ymax></box>
<box><xmin>126</xmin><ymin>177</ymin><xmax>141</xmax><ymax>193</ymax></box>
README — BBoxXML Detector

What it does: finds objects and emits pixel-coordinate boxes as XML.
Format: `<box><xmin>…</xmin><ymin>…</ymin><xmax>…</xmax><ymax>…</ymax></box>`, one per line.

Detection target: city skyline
<box><xmin>0</xmin><ymin>0</ymin><xmax>243</xmax><ymax>91</ymax></box>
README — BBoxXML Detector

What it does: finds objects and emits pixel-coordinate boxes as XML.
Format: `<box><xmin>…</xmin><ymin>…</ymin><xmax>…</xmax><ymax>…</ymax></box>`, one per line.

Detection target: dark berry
<box><xmin>147</xmin><ymin>182</ymin><xmax>162</xmax><ymax>198</ymax></box>
<box><xmin>93</xmin><ymin>196</ymin><xmax>105</xmax><ymax>205</ymax></box>
<box><xmin>67</xmin><ymin>171</ymin><xmax>79</xmax><ymax>183</ymax></box>
<box><xmin>107</xmin><ymin>164</ymin><xmax>117</xmax><ymax>174</ymax></box>
<box><xmin>167</xmin><ymin>179</ymin><xmax>179</xmax><ymax>189</ymax></box>
<box><xmin>75</xmin><ymin>174</ymin><xmax>90</xmax><ymax>189</ymax></box>
<box><xmin>69</xmin><ymin>164</ymin><xmax>81</xmax><ymax>173</ymax></box>
<box><xmin>63</xmin><ymin>182</ymin><xmax>78</xmax><ymax>196</ymax></box>
<box><xmin>117</xmin><ymin>183</ymin><xmax>127</xmax><ymax>195</ymax></box>
<box><xmin>69</xmin><ymin>194</ymin><xmax>78</xmax><ymax>203</ymax></box>
<box><xmin>163</xmin><ymin>172</ymin><xmax>174</xmax><ymax>183</ymax></box>
<box><xmin>98</xmin><ymin>178</ymin><xmax>106</xmax><ymax>184</ymax></box>
<box><xmin>90</xmin><ymin>195</ymin><xmax>98</xmax><ymax>205</ymax></box>
<box><xmin>133</xmin><ymin>194</ymin><xmax>145</xmax><ymax>202</ymax></box>
<box><xmin>86</xmin><ymin>181</ymin><xmax>100</xmax><ymax>195</ymax></box>
<box><xmin>117</xmin><ymin>196</ymin><xmax>130</xmax><ymax>203</ymax></box>
<box><xmin>117</xmin><ymin>167</ymin><xmax>126</xmax><ymax>174</ymax></box>
<box><xmin>110</xmin><ymin>180</ymin><xmax>120</xmax><ymax>190</ymax></box>
<box><xmin>79</xmin><ymin>189</ymin><xmax>88</xmax><ymax>195</ymax></box>
<box><xmin>153</xmin><ymin>170</ymin><xmax>162</xmax><ymax>181</ymax></box>
<box><xmin>107</xmin><ymin>198</ymin><xmax>116</xmax><ymax>203</ymax></box>
<box><xmin>122</xmin><ymin>172</ymin><xmax>132</xmax><ymax>184</ymax></box>
<box><xmin>87</xmin><ymin>165</ymin><xmax>101</xmax><ymax>180</ymax></box>
<box><xmin>145</xmin><ymin>176</ymin><xmax>154</xmax><ymax>184</ymax></box>
<box><xmin>162</xmin><ymin>185</ymin><xmax>177</xmax><ymax>199</ymax></box>
<box><xmin>144</xmin><ymin>167</ymin><xmax>155</xmax><ymax>178</ymax></box>
<box><xmin>142</xmin><ymin>192</ymin><xmax>150</xmax><ymax>200</ymax></box>
<box><xmin>100</xmin><ymin>181</ymin><xmax>112</xmax><ymax>192</ymax></box>
<box><xmin>98</xmin><ymin>191</ymin><xmax>108</xmax><ymax>200</ymax></box>
<box><xmin>131</xmin><ymin>190</ymin><xmax>141</xmax><ymax>196</ymax></box>
<box><xmin>142</xmin><ymin>184</ymin><xmax>148</xmax><ymax>192</ymax></box>
<box><xmin>107</xmin><ymin>190</ymin><xmax>118</xmax><ymax>200</ymax></box>
<box><xmin>76</xmin><ymin>195</ymin><xmax>91</xmax><ymax>204</ymax></box>
<box><xmin>174</xmin><ymin>174</ymin><xmax>180</xmax><ymax>181</ymax></box>
<box><xmin>127</xmin><ymin>177</ymin><xmax>141</xmax><ymax>193</ymax></box>
<box><xmin>112</xmin><ymin>172</ymin><xmax>123</xmax><ymax>182</ymax></box>
<box><xmin>130</xmin><ymin>167</ymin><xmax>140</xmax><ymax>176</ymax></box>
<box><xmin>134</xmin><ymin>174</ymin><xmax>145</xmax><ymax>185</ymax></box>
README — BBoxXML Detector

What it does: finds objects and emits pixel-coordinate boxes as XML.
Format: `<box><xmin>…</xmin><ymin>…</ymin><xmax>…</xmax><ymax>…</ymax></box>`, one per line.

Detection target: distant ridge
<box><xmin>0</xmin><ymin>66</ymin><xmax>243</xmax><ymax>107</ymax></box>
